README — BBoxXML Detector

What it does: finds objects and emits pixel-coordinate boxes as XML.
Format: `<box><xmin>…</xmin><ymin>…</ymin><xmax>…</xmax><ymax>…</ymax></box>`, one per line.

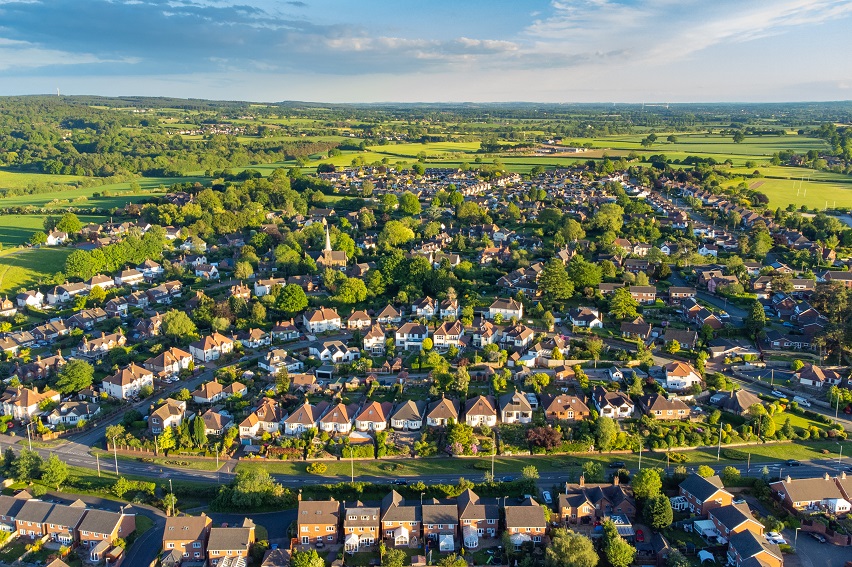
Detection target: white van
<box><xmin>793</xmin><ymin>396</ymin><xmax>811</xmax><ymax>407</ymax></box>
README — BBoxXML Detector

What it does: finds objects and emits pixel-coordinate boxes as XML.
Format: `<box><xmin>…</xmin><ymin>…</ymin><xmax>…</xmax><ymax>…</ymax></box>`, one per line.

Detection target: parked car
<box><xmin>771</xmin><ymin>390</ymin><xmax>785</xmax><ymax>398</ymax></box>
<box><xmin>608</xmin><ymin>461</ymin><xmax>626</xmax><ymax>469</ymax></box>
<box><xmin>636</xmin><ymin>529</ymin><xmax>645</xmax><ymax>543</ymax></box>
<box><xmin>501</xmin><ymin>476</ymin><xmax>516</xmax><ymax>482</ymax></box>
<box><xmin>786</xmin><ymin>459</ymin><xmax>801</xmax><ymax>466</ymax></box>
<box><xmin>542</xmin><ymin>491</ymin><xmax>553</xmax><ymax>504</ymax></box>
<box><xmin>765</xmin><ymin>532</ymin><xmax>786</xmax><ymax>545</ymax></box>
<box><xmin>810</xmin><ymin>532</ymin><xmax>826</xmax><ymax>543</ymax></box>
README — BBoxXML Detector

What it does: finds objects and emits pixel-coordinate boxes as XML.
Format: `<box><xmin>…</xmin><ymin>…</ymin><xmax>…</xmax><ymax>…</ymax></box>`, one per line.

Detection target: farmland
<box><xmin>0</xmin><ymin>247</ymin><xmax>70</xmax><ymax>294</ymax></box>
<box><xmin>0</xmin><ymin>214</ymin><xmax>107</xmax><ymax>247</ymax></box>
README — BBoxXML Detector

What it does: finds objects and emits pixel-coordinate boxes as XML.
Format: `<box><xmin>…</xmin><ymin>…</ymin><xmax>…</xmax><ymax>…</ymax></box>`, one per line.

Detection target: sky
<box><xmin>0</xmin><ymin>0</ymin><xmax>851</xmax><ymax>103</ymax></box>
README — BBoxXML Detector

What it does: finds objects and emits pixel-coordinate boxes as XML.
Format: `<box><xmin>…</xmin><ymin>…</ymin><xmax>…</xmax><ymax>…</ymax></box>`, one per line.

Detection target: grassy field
<box><xmin>723</xmin><ymin>175</ymin><xmax>852</xmax><ymax>209</ymax></box>
<box><xmin>0</xmin><ymin>169</ymin><xmax>86</xmax><ymax>190</ymax></box>
<box><xmin>0</xmin><ymin>214</ymin><xmax>107</xmax><ymax>247</ymax></box>
<box><xmin>0</xmin><ymin>247</ymin><xmax>71</xmax><ymax>294</ymax></box>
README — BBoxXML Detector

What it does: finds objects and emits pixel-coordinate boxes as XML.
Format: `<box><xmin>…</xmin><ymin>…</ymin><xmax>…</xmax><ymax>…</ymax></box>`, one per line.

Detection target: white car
<box><xmin>542</xmin><ymin>491</ymin><xmax>553</xmax><ymax>504</ymax></box>
<box><xmin>771</xmin><ymin>390</ymin><xmax>785</xmax><ymax>398</ymax></box>
<box><xmin>765</xmin><ymin>532</ymin><xmax>786</xmax><ymax>545</ymax></box>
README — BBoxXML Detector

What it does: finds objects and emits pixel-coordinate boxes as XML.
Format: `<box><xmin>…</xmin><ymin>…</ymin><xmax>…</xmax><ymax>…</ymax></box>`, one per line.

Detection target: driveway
<box><xmin>786</xmin><ymin>528</ymin><xmax>850</xmax><ymax>567</ymax></box>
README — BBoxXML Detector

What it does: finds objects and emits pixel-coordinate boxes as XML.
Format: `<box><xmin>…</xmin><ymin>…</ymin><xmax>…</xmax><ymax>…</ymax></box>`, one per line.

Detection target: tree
<box><xmin>644</xmin><ymin>494</ymin><xmax>674</xmax><ymax>529</ymax></box>
<box><xmin>602</xmin><ymin>519</ymin><xmax>636</xmax><ymax>567</ymax></box>
<box><xmin>382</xmin><ymin>548</ymin><xmax>406</xmax><ymax>567</ymax></box>
<box><xmin>609</xmin><ymin>287</ymin><xmax>639</xmax><ymax>320</ymax></box>
<box><xmin>722</xmin><ymin>466</ymin><xmax>740</xmax><ymax>484</ymax></box>
<box><xmin>667</xmin><ymin>551</ymin><xmax>691</xmax><ymax>567</ymax></box>
<box><xmin>163</xmin><ymin>493</ymin><xmax>178</xmax><ymax>517</ymax></box>
<box><xmin>733</xmin><ymin>131</ymin><xmax>746</xmax><ymax>143</ymax></box>
<box><xmin>379</xmin><ymin>220</ymin><xmax>415</xmax><ymax>247</ymax></box>
<box><xmin>437</xmin><ymin>555</ymin><xmax>467</xmax><ymax>567</ymax></box>
<box><xmin>277</xmin><ymin>284</ymin><xmax>309</xmax><ymax>315</ymax></box>
<box><xmin>582</xmin><ymin>461</ymin><xmax>604</xmax><ymax>482</ymax></box>
<box><xmin>595</xmin><ymin>416</ymin><xmax>617</xmax><ymax>451</ymax></box>
<box><xmin>55</xmin><ymin>212</ymin><xmax>82</xmax><ymax>234</ymax></box>
<box><xmin>398</xmin><ymin>191</ymin><xmax>421</xmax><ymax>215</ymax></box>
<box><xmin>234</xmin><ymin>261</ymin><xmax>254</xmax><ymax>280</ymax></box>
<box><xmin>3</xmin><ymin>447</ymin><xmax>15</xmax><ymax>472</ymax></box>
<box><xmin>744</xmin><ymin>300</ymin><xmax>766</xmax><ymax>339</ymax></box>
<box><xmin>87</xmin><ymin>285</ymin><xmax>106</xmax><ymax>305</ymax></box>
<box><xmin>334</xmin><ymin>278</ymin><xmax>368</xmax><ymax>304</ymax></box>
<box><xmin>545</xmin><ymin>528</ymin><xmax>598</xmax><ymax>567</ymax></box>
<box><xmin>562</xmin><ymin>219</ymin><xmax>586</xmax><ymax>243</ymax></box>
<box><xmin>696</xmin><ymin>465</ymin><xmax>715</xmax><ymax>478</ymax></box>
<box><xmin>664</xmin><ymin>340</ymin><xmax>681</xmax><ymax>354</ymax></box>
<box><xmin>568</xmin><ymin>256</ymin><xmax>603</xmax><ymax>289</ymax></box>
<box><xmin>543</xmin><ymin>311</ymin><xmax>555</xmax><ymax>332</ymax></box>
<box><xmin>14</xmin><ymin>449</ymin><xmax>42</xmax><ymax>483</ymax></box>
<box><xmin>41</xmin><ymin>454</ymin><xmax>68</xmax><ymax>490</ymax></box>
<box><xmin>55</xmin><ymin>359</ymin><xmax>94</xmax><ymax>394</ymax></box>
<box><xmin>105</xmin><ymin>424</ymin><xmax>126</xmax><ymax>447</ymax></box>
<box><xmin>192</xmin><ymin>416</ymin><xmax>208</xmax><ymax>448</ymax></box>
<box><xmin>591</xmin><ymin>203</ymin><xmax>624</xmax><ymax>233</ymax></box>
<box><xmin>586</xmin><ymin>337</ymin><xmax>603</xmax><ymax>368</ymax></box>
<box><xmin>631</xmin><ymin>468</ymin><xmax>662</xmax><ymax>499</ymax></box>
<box><xmin>422</xmin><ymin>338</ymin><xmax>433</xmax><ymax>352</ymax></box>
<box><xmin>522</xmin><ymin>465</ymin><xmax>540</xmax><ymax>480</ymax></box>
<box><xmin>291</xmin><ymin>550</ymin><xmax>325</xmax><ymax>567</ymax></box>
<box><xmin>539</xmin><ymin>259</ymin><xmax>574</xmax><ymax>300</ymax></box>
<box><xmin>29</xmin><ymin>231</ymin><xmax>47</xmax><ymax>245</ymax></box>
<box><xmin>112</xmin><ymin>477</ymin><xmax>131</xmax><ymax>498</ymax></box>
<box><xmin>524</xmin><ymin>372</ymin><xmax>550</xmax><ymax>394</ymax></box>
<box><xmin>162</xmin><ymin>310</ymin><xmax>199</xmax><ymax>343</ymax></box>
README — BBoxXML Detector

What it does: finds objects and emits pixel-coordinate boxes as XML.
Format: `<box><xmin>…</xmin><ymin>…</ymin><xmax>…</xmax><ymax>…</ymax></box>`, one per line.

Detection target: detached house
<box><xmin>464</xmin><ymin>395</ymin><xmax>497</xmax><ymax>427</ymax></box>
<box><xmin>0</xmin><ymin>387</ymin><xmax>61</xmax><ymax>420</ymax></box>
<box><xmin>343</xmin><ymin>502</ymin><xmax>380</xmax><ymax>552</ymax></box>
<box><xmin>149</xmin><ymin>398</ymin><xmax>186</xmax><ymax>434</ymax></box>
<box><xmin>499</xmin><ymin>390</ymin><xmax>533</xmax><ymax>424</ymax></box>
<box><xmin>303</xmin><ymin>307</ymin><xmax>342</xmax><ymax>333</ymax></box>
<box><xmin>354</xmin><ymin>401</ymin><xmax>392</xmax><ymax>432</ymax></box>
<box><xmin>102</xmin><ymin>364</ymin><xmax>153</xmax><ymax>400</ymax></box>
<box><xmin>540</xmin><ymin>394</ymin><xmax>590</xmax><ymax>422</ymax></box>
<box><xmin>239</xmin><ymin>398</ymin><xmax>286</xmax><ymax>442</ymax></box>
<box><xmin>559</xmin><ymin>476</ymin><xmax>637</xmax><ymax>524</ymax></box>
<box><xmin>380</xmin><ymin>491</ymin><xmax>421</xmax><ymax>548</ymax></box>
<box><xmin>284</xmin><ymin>401</ymin><xmax>329</xmax><ymax>436</ymax></box>
<box><xmin>395</xmin><ymin>323</ymin><xmax>428</xmax><ymax>351</ymax></box>
<box><xmin>189</xmin><ymin>333</ymin><xmax>235</xmax><ymax>363</ymax></box>
<box><xmin>457</xmin><ymin>489</ymin><xmax>499</xmax><ymax>549</ymax></box>
<box><xmin>298</xmin><ymin>498</ymin><xmax>341</xmax><ymax>545</ymax></box>
<box><xmin>363</xmin><ymin>324</ymin><xmax>386</xmax><ymax>356</ymax></box>
<box><xmin>162</xmin><ymin>514</ymin><xmax>212</xmax><ymax>561</ymax></box>
<box><xmin>376</xmin><ymin>305</ymin><xmax>402</xmax><ymax>325</ymax></box>
<box><xmin>591</xmin><ymin>386</ymin><xmax>634</xmax><ymax>419</ymax></box>
<box><xmin>319</xmin><ymin>402</ymin><xmax>356</xmax><ymax>434</ymax></box>
<box><xmin>390</xmin><ymin>400</ymin><xmax>426</xmax><ymax>431</ymax></box>
<box><xmin>664</xmin><ymin>361</ymin><xmax>702</xmax><ymax>391</ymax></box>
<box><xmin>207</xmin><ymin>521</ymin><xmax>255</xmax><ymax>567</ymax></box>
<box><xmin>639</xmin><ymin>394</ymin><xmax>690</xmax><ymax>420</ymax></box>
<box><xmin>77</xmin><ymin>509</ymin><xmax>135</xmax><ymax>555</ymax></box>
<box><xmin>728</xmin><ymin>530</ymin><xmax>783</xmax><ymax>567</ymax></box>
<box><xmin>433</xmin><ymin>320</ymin><xmax>464</xmax><ymax>350</ymax></box>
<box><xmin>426</xmin><ymin>396</ymin><xmax>459</xmax><ymax>427</ymax></box>
<box><xmin>488</xmin><ymin>298</ymin><xmax>523</xmax><ymax>321</ymax></box>
<box><xmin>144</xmin><ymin>347</ymin><xmax>193</xmax><ymax>377</ymax></box>
<box><xmin>504</xmin><ymin>498</ymin><xmax>547</xmax><ymax>547</ymax></box>
<box><xmin>411</xmin><ymin>297</ymin><xmax>438</xmax><ymax>319</ymax></box>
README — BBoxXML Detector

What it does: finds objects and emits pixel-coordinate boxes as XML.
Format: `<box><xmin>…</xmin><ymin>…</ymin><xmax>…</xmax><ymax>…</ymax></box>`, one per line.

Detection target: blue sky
<box><xmin>0</xmin><ymin>0</ymin><xmax>850</xmax><ymax>102</ymax></box>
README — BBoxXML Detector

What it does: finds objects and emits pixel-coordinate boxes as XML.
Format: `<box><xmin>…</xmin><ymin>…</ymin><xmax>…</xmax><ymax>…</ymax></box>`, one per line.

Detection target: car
<box><xmin>636</xmin><ymin>530</ymin><xmax>644</xmax><ymax>543</ymax></box>
<box><xmin>391</xmin><ymin>479</ymin><xmax>408</xmax><ymax>486</ymax></box>
<box><xmin>719</xmin><ymin>311</ymin><xmax>730</xmax><ymax>320</ymax></box>
<box><xmin>786</xmin><ymin>459</ymin><xmax>801</xmax><ymax>466</ymax></box>
<box><xmin>315</xmin><ymin>542</ymin><xmax>325</xmax><ymax>549</ymax></box>
<box><xmin>765</xmin><ymin>532</ymin><xmax>786</xmax><ymax>545</ymax></box>
<box><xmin>782</xmin><ymin>321</ymin><xmax>795</xmax><ymax>328</ymax></box>
<box><xmin>542</xmin><ymin>491</ymin><xmax>553</xmax><ymax>504</ymax></box>
<box><xmin>608</xmin><ymin>461</ymin><xmax>626</xmax><ymax>469</ymax></box>
<box><xmin>810</xmin><ymin>532</ymin><xmax>826</xmax><ymax>543</ymax></box>
<box><xmin>501</xmin><ymin>476</ymin><xmax>516</xmax><ymax>482</ymax></box>
<box><xmin>771</xmin><ymin>390</ymin><xmax>785</xmax><ymax>398</ymax></box>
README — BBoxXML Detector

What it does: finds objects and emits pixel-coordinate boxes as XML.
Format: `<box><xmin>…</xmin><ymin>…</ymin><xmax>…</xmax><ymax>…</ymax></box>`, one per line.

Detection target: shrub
<box><xmin>722</xmin><ymin>448</ymin><xmax>748</xmax><ymax>460</ymax></box>
<box><xmin>306</xmin><ymin>462</ymin><xmax>327</xmax><ymax>475</ymax></box>
<box><xmin>666</xmin><ymin>452</ymin><xmax>688</xmax><ymax>463</ymax></box>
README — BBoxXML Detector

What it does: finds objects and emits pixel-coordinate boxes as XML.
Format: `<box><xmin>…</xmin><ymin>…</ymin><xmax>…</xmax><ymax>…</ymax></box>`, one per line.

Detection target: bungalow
<box><xmin>796</xmin><ymin>363</ymin><xmax>843</xmax><ymax>388</ymax></box>
<box><xmin>638</xmin><ymin>394</ymin><xmax>690</xmax><ymax>420</ymax></box>
<box><xmin>769</xmin><ymin>474</ymin><xmax>847</xmax><ymax>513</ymax></box>
<box><xmin>376</xmin><ymin>305</ymin><xmax>403</xmax><ymax>325</ymax></box>
<box><xmin>568</xmin><ymin>307</ymin><xmax>603</xmax><ymax>329</ymax></box>
<box><xmin>499</xmin><ymin>390</ymin><xmax>533</xmax><ymax>424</ymax></box>
<box><xmin>284</xmin><ymin>401</ymin><xmax>329</xmax><ymax>436</ymax></box>
<box><xmin>354</xmin><ymin>401</ymin><xmax>392</xmax><ymax>432</ymax></box>
<box><xmin>201</xmin><ymin>409</ymin><xmax>233</xmax><ymax>436</ymax></box>
<box><xmin>426</xmin><ymin>396</ymin><xmax>459</xmax><ymax>427</ymax></box>
<box><xmin>390</xmin><ymin>400</ymin><xmax>426</xmax><ymax>431</ymax></box>
<box><xmin>540</xmin><ymin>394</ymin><xmax>590</xmax><ymax>422</ymax></box>
<box><xmin>591</xmin><ymin>386</ymin><xmax>634</xmax><ymax>419</ymax></box>
<box><xmin>464</xmin><ymin>395</ymin><xmax>497</xmax><ymax>427</ymax></box>
<box><xmin>271</xmin><ymin>319</ymin><xmax>300</xmax><ymax>342</ymax></box>
<box><xmin>303</xmin><ymin>307</ymin><xmax>342</xmax><ymax>333</ymax></box>
<box><xmin>319</xmin><ymin>402</ymin><xmax>356</xmax><ymax>434</ymax></box>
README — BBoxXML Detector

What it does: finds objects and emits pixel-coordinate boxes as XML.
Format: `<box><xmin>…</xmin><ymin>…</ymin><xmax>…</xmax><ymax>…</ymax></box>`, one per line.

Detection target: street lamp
<box><xmin>25</xmin><ymin>421</ymin><xmax>34</xmax><ymax>452</ymax></box>
<box><xmin>794</xmin><ymin>527</ymin><xmax>801</xmax><ymax>549</ymax></box>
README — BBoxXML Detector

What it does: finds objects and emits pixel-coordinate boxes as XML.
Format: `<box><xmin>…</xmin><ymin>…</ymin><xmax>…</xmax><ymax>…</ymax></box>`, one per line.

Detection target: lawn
<box><xmin>0</xmin><ymin>168</ymin><xmax>86</xmax><ymax>190</ymax></box>
<box><xmin>722</xmin><ymin>174</ymin><xmax>852</xmax><ymax>210</ymax></box>
<box><xmin>92</xmin><ymin>449</ymin><xmax>225</xmax><ymax>472</ymax></box>
<box><xmin>0</xmin><ymin>541</ymin><xmax>27</xmax><ymax>563</ymax></box>
<box><xmin>0</xmin><ymin>247</ymin><xmax>71</xmax><ymax>295</ymax></box>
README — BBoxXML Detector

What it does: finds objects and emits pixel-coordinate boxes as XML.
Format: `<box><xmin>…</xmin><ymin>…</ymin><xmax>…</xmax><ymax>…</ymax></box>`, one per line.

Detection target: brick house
<box><xmin>298</xmin><ymin>498</ymin><xmax>341</xmax><ymax>545</ymax></box>
<box><xmin>678</xmin><ymin>474</ymin><xmax>733</xmax><ymax>516</ymax></box>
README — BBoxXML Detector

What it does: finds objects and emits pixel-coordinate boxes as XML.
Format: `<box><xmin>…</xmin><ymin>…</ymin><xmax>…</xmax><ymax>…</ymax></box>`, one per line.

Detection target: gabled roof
<box><xmin>679</xmin><ymin>473</ymin><xmax>729</xmax><ymax>502</ymax></box>
<box><xmin>427</xmin><ymin>397</ymin><xmax>459</xmax><ymax>420</ymax></box>
<box><xmin>464</xmin><ymin>395</ymin><xmax>496</xmax><ymax>417</ymax></box>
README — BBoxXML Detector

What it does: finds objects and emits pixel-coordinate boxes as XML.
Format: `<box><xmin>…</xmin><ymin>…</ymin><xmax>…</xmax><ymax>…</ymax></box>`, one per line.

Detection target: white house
<box><xmin>664</xmin><ymin>361</ymin><xmax>703</xmax><ymax>391</ymax></box>
<box><xmin>253</xmin><ymin>278</ymin><xmax>286</xmax><ymax>297</ymax></box>
<box><xmin>433</xmin><ymin>320</ymin><xmax>464</xmax><ymax>350</ymax></box>
<box><xmin>568</xmin><ymin>307</ymin><xmax>603</xmax><ymax>329</ymax></box>
<box><xmin>309</xmin><ymin>340</ymin><xmax>360</xmax><ymax>364</ymax></box>
<box><xmin>45</xmin><ymin>230</ymin><xmax>68</xmax><ymax>246</ymax></box>
<box><xmin>488</xmin><ymin>298</ymin><xmax>523</xmax><ymax>320</ymax></box>
<box><xmin>354</xmin><ymin>401</ymin><xmax>391</xmax><ymax>432</ymax></box>
<box><xmin>102</xmin><ymin>364</ymin><xmax>154</xmax><ymax>400</ymax></box>
<box><xmin>189</xmin><ymin>332</ymin><xmax>235</xmax><ymax>363</ymax></box>
<box><xmin>259</xmin><ymin>349</ymin><xmax>304</xmax><ymax>374</ymax></box>
<box><xmin>302</xmin><ymin>307</ymin><xmax>342</xmax><ymax>333</ymax></box>
<box><xmin>395</xmin><ymin>322</ymin><xmax>428</xmax><ymax>351</ymax></box>
<box><xmin>363</xmin><ymin>324</ymin><xmax>386</xmax><ymax>356</ymax></box>
<box><xmin>411</xmin><ymin>297</ymin><xmax>437</xmax><ymax>319</ymax></box>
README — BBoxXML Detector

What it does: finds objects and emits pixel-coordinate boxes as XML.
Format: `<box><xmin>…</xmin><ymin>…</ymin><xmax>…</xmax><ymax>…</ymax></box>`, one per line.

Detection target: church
<box><xmin>314</xmin><ymin>225</ymin><xmax>347</xmax><ymax>270</ymax></box>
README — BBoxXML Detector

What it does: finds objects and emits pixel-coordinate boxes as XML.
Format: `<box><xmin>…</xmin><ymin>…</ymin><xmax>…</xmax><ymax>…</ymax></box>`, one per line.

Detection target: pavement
<box><xmin>785</xmin><ymin>526</ymin><xmax>850</xmax><ymax>567</ymax></box>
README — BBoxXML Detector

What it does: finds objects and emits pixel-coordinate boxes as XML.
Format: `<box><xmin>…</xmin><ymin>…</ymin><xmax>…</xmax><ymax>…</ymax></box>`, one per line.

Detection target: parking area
<box><xmin>786</xmin><ymin>529</ymin><xmax>850</xmax><ymax>567</ymax></box>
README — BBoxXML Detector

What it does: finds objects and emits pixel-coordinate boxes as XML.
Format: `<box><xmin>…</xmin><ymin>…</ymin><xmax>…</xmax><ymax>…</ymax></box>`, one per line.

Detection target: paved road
<box><xmin>669</xmin><ymin>269</ymin><xmax>746</xmax><ymax>325</ymax></box>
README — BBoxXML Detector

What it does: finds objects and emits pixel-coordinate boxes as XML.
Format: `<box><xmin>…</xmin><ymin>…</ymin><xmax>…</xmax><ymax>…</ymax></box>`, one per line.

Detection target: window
<box><xmin>301</xmin><ymin>527</ymin><xmax>308</xmax><ymax>532</ymax></box>
<box><xmin>487</xmin><ymin>519</ymin><xmax>495</xmax><ymax>524</ymax></box>
<box><xmin>326</xmin><ymin>526</ymin><xmax>334</xmax><ymax>532</ymax></box>
<box><xmin>327</xmin><ymin>535</ymin><xmax>333</xmax><ymax>541</ymax></box>
<box><xmin>167</xmin><ymin>543</ymin><xmax>175</xmax><ymax>549</ymax></box>
<box><xmin>315</xmin><ymin>526</ymin><xmax>319</xmax><ymax>532</ymax></box>
<box><xmin>193</xmin><ymin>543</ymin><xmax>201</xmax><ymax>549</ymax></box>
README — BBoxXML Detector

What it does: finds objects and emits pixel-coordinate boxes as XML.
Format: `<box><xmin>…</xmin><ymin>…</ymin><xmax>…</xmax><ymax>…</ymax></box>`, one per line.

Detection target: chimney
<box><xmin>613</xmin><ymin>475</ymin><xmax>620</xmax><ymax>487</ymax></box>
<box><xmin>579</xmin><ymin>474</ymin><xmax>585</xmax><ymax>487</ymax></box>
<box><xmin>785</xmin><ymin>475</ymin><xmax>792</xmax><ymax>483</ymax></box>
<box><xmin>297</xmin><ymin>490</ymin><xmax>302</xmax><ymax>502</ymax></box>
<box><xmin>825</xmin><ymin>473</ymin><xmax>830</xmax><ymax>481</ymax></box>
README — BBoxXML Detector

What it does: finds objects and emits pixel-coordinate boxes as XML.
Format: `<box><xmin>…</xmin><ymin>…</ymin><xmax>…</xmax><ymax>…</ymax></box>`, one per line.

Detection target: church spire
<box><xmin>324</xmin><ymin>225</ymin><xmax>332</xmax><ymax>252</ymax></box>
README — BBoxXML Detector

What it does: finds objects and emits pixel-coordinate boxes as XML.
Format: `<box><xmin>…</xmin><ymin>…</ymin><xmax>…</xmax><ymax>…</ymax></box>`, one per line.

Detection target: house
<box><xmin>16</xmin><ymin>290</ymin><xmax>44</xmax><ymax>309</ymax></box>
<box><xmin>284</xmin><ymin>401</ymin><xmax>328</xmax><ymax>436</ymax></box>
<box><xmin>309</xmin><ymin>340</ymin><xmax>359</xmax><ymax>364</ymax></box>
<box><xmin>194</xmin><ymin>264</ymin><xmax>220</xmax><ymax>280</ymax></box>
<box><xmin>162</xmin><ymin>513</ymin><xmax>212</xmax><ymax>561</ymax></box>
<box><xmin>239</xmin><ymin>398</ymin><xmax>286</xmax><ymax>442</ymax></box>
<box><xmin>714</xmin><ymin>389</ymin><xmax>763</xmax><ymax>417</ymax></box>
<box><xmin>540</xmin><ymin>394</ymin><xmax>590</xmax><ymax>422</ymax></box>
<box><xmin>138</xmin><ymin>259</ymin><xmax>164</xmax><ymax>279</ymax></box>
<box><xmin>470</xmin><ymin>317</ymin><xmax>497</xmax><ymax>347</ymax></box>
<box><xmin>149</xmin><ymin>398</ymin><xmax>186</xmax><ymax>434</ymax></box>
<box><xmin>668</xmin><ymin>287</ymin><xmax>696</xmax><ymax>305</ymax></box>
<box><xmin>66</xmin><ymin>307</ymin><xmax>108</xmax><ymax>330</ymax></box>
<box><xmin>0</xmin><ymin>494</ymin><xmax>26</xmax><ymax>533</ymax></box>
<box><xmin>395</xmin><ymin>323</ymin><xmax>428</xmax><ymax>351</ymax></box>
<box><xmin>237</xmin><ymin>328</ymin><xmax>271</xmax><ymax>349</ymax></box>
<box><xmin>422</xmin><ymin>500</ymin><xmax>458</xmax><ymax>552</ymax></box>
<box><xmin>559</xmin><ymin>476</ymin><xmax>637</xmax><ymax>524</ymax></box>
<box><xmin>663</xmin><ymin>329</ymin><xmax>698</xmax><ymax>350</ymax></box>
<box><xmin>620</xmin><ymin>316</ymin><xmax>651</xmax><ymax>340</ymax></box>
<box><xmin>390</xmin><ymin>400</ymin><xmax>426</xmax><ymax>431</ymax></box>
<box><xmin>201</xmin><ymin>409</ymin><xmax>233</xmax><ymax>435</ymax></box>
<box><xmin>207</xmin><ymin>521</ymin><xmax>255</xmax><ymax>566</ymax></box>
<box><xmin>45</xmin><ymin>399</ymin><xmax>99</xmax><ymax>427</ymax></box>
<box><xmin>259</xmin><ymin>349</ymin><xmax>303</xmax><ymax>374</ymax></box>
<box><xmin>376</xmin><ymin>305</ymin><xmax>402</xmax><ymax>325</ymax></box>
<box><xmin>104</xmin><ymin>297</ymin><xmax>129</xmax><ymax>318</ymax></box>
<box><xmin>144</xmin><ymin>347</ymin><xmax>193</xmax><ymax>377</ymax></box>
<box><xmin>664</xmin><ymin>361</ymin><xmax>702</xmax><ymax>391</ymax></box>
<box><xmin>343</xmin><ymin>501</ymin><xmax>380</xmax><ymax>552</ymax></box>
<box><xmin>319</xmin><ymin>402</ymin><xmax>356</xmax><ymax>434</ymax></box>
<box><xmin>499</xmin><ymin>390</ymin><xmax>533</xmax><ymax>424</ymax></box>
<box><xmin>727</xmin><ymin>530</ymin><xmax>783</xmax><ymax>567</ymax></box>
<box><xmin>568</xmin><ymin>307</ymin><xmax>603</xmax><ymax>329</ymax></box>
<box><xmin>439</xmin><ymin>299</ymin><xmax>460</xmax><ymax>319</ymax></box>
<box><xmin>678</xmin><ymin>474</ymin><xmax>733</xmax><ymax>515</ymax></box>
<box><xmin>348</xmin><ymin>311</ymin><xmax>372</xmax><ymax>330</ymax></box>
<box><xmin>47</xmin><ymin>282</ymin><xmax>88</xmax><ymax>305</ymax></box>
<box><xmin>380</xmin><ymin>490</ymin><xmax>421</xmax><ymax>548</ymax></box>
<box><xmin>411</xmin><ymin>297</ymin><xmax>438</xmax><ymax>319</ymax></box>
<box><xmin>114</xmin><ymin>269</ymin><xmax>145</xmax><ymax>286</ymax></box>
<box><xmin>488</xmin><ymin>298</ymin><xmax>523</xmax><ymax>321</ymax></box>
<box><xmin>253</xmin><ymin>278</ymin><xmax>286</xmax><ymax>297</ymax></box>
<box><xmin>769</xmin><ymin>474</ymin><xmax>847</xmax><ymax>513</ymax></box>
<box><xmin>638</xmin><ymin>394</ymin><xmax>690</xmax><ymax>420</ymax></box>
<box><xmin>709</xmin><ymin>504</ymin><xmax>763</xmax><ymax>540</ymax></box>
<box><xmin>0</xmin><ymin>297</ymin><xmax>16</xmax><ymax>317</ymax></box>
<box><xmin>629</xmin><ymin>286</ymin><xmax>657</xmax><ymax>304</ymax></box>
<box><xmin>0</xmin><ymin>387</ymin><xmax>61</xmax><ymax>420</ymax></box>
<box><xmin>796</xmin><ymin>363</ymin><xmax>843</xmax><ymax>388</ymax></box>
<box><xmin>504</xmin><ymin>497</ymin><xmax>547</xmax><ymax>546</ymax></box>
<box><xmin>298</xmin><ymin>498</ymin><xmax>341</xmax><ymax>545</ymax></box>
<box><xmin>363</xmin><ymin>324</ymin><xmax>386</xmax><ymax>356</ymax></box>
<box><xmin>189</xmin><ymin>333</ymin><xmax>235</xmax><ymax>363</ymax></box>
<box><xmin>15</xmin><ymin>499</ymin><xmax>54</xmax><ymax>538</ymax></box>
<box><xmin>426</xmin><ymin>396</ymin><xmax>459</xmax><ymax>427</ymax></box>
<box><xmin>44</xmin><ymin>502</ymin><xmax>87</xmax><ymax>544</ymax></box>
<box><xmin>75</xmin><ymin>331</ymin><xmax>127</xmax><ymax>361</ymax></box>
<box><xmin>102</xmin><ymin>364</ymin><xmax>153</xmax><ymax>400</ymax></box>
<box><xmin>591</xmin><ymin>386</ymin><xmax>634</xmax><ymax>419</ymax></box>
<box><xmin>456</xmin><ymin>489</ymin><xmax>499</xmax><ymax>549</ymax></box>
<box><xmin>87</xmin><ymin>274</ymin><xmax>115</xmax><ymax>291</ymax></box>
<box><xmin>500</xmin><ymin>324</ymin><xmax>535</xmax><ymax>350</ymax></box>
<box><xmin>302</xmin><ymin>307</ymin><xmax>342</xmax><ymax>333</ymax></box>
<box><xmin>354</xmin><ymin>401</ymin><xmax>392</xmax><ymax>432</ymax></box>
<box><xmin>77</xmin><ymin>509</ymin><xmax>135</xmax><ymax>553</ymax></box>
<box><xmin>433</xmin><ymin>320</ymin><xmax>464</xmax><ymax>350</ymax></box>
<box><xmin>192</xmin><ymin>381</ymin><xmax>247</xmax><ymax>405</ymax></box>
<box><xmin>464</xmin><ymin>395</ymin><xmax>497</xmax><ymax>427</ymax></box>
<box><xmin>46</xmin><ymin>230</ymin><xmax>68</xmax><ymax>246</ymax></box>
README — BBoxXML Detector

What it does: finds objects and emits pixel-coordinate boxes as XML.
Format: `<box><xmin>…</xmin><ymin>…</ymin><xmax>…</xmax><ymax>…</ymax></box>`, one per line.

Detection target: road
<box><xmin>668</xmin><ymin>269</ymin><xmax>746</xmax><ymax>325</ymax></box>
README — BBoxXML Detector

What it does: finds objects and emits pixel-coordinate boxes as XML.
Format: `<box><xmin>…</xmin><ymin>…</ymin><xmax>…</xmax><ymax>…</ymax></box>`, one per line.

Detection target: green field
<box><xmin>0</xmin><ymin>169</ymin><xmax>86</xmax><ymax>190</ymax></box>
<box><xmin>0</xmin><ymin>214</ymin><xmax>107</xmax><ymax>247</ymax></box>
<box><xmin>0</xmin><ymin>247</ymin><xmax>70</xmax><ymax>294</ymax></box>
